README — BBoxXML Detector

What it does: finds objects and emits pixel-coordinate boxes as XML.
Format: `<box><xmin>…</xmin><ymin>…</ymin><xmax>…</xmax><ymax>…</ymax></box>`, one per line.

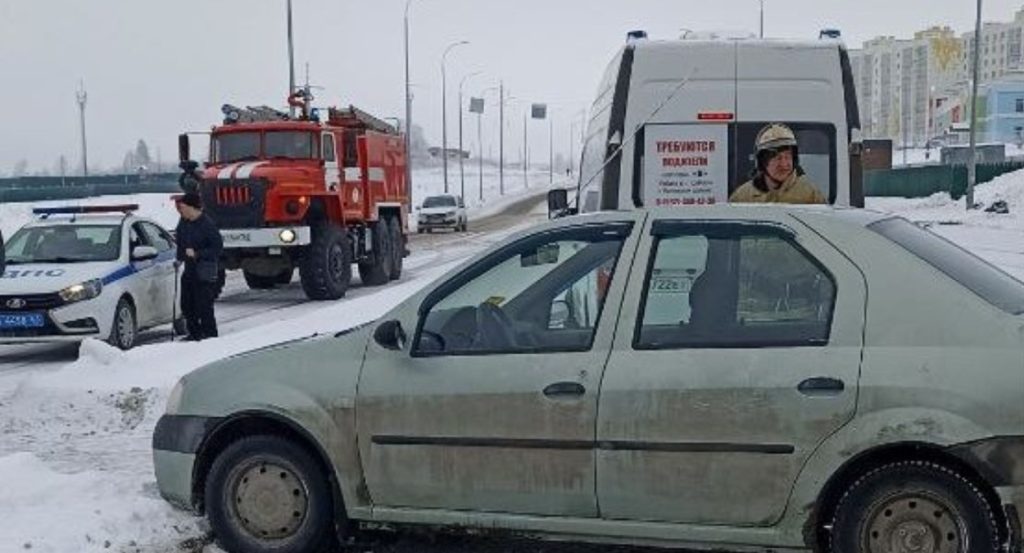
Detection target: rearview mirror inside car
<box><xmin>521</xmin><ymin>243</ymin><xmax>560</xmax><ymax>267</ymax></box>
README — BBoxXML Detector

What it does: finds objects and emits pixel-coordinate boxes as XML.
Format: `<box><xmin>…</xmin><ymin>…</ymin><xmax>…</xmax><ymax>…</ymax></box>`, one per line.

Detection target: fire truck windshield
<box><xmin>211</xmin><ymin>131</ymin><xmax>316</xmax><ymax>164</ymax></box>
<box><xmin>213</xmin><ymin>132</ymin><xmax>260</xmax><ymax>164</ymax></box>
<box><xmin>265</xmin><ymin>131</ymin><xmax>315</xmax><ymax>160</ymax></box>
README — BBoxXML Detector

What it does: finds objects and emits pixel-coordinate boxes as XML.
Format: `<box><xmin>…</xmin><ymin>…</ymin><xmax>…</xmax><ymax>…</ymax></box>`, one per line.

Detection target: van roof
<box><xmin>635</xmin><ymin>38</ymin><xmax>845</xmax><ymax>52</ymax></box>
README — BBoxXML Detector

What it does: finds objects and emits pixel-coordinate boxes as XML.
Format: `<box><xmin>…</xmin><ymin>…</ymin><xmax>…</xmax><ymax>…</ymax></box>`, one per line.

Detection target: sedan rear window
<box><xmin>869</xmin><ymin>217</ymin><xmax>1024</xmax><ymax>315</ymax></box>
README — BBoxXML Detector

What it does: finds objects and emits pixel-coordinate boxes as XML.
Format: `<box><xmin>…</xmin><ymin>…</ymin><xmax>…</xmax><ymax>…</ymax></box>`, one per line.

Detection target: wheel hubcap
<box><xmin>863</xmin><ymin>494</ymin><xmax>965</xmax><ymax>553</ymax></box>
<box><xmin>117</xmin><ymin>306</ymin><xmax>134</xmax><ymax>346</ymax></box>
<box><xmin>231</xmin><ymin>461</ymin><xmax>308</xmax><ymax>540</ymax></box>
<box><xmin>328</xmin><ymin>243</ymin><xmax>345</xmax><ymax>281</ymax></box>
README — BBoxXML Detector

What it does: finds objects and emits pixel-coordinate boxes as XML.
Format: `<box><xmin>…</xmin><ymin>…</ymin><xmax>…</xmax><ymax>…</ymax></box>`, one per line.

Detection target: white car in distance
<box><xmin>416</xmin><ymin>195</ymin><xmax>467</xmax><ymax>233</ymax></box>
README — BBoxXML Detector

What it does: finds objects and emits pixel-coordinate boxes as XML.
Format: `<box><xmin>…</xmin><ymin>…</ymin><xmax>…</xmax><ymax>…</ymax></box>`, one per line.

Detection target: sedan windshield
<box><xmin>213</xmin><ymin>132</ymin><xmax>260</xmax><ymax>164</ymax></box>
<box><xmin>423</xmin><ymin>196</ymin><xmax>457</xmax><ymax>208</ymax></box>
<box><xmin>4</xmin><ymin>225</ymin><xmax>122</xmax><ymax>264</ymax></box>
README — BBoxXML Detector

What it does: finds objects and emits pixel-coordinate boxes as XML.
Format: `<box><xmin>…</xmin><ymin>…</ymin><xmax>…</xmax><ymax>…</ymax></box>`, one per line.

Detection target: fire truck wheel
<box><xmin>244</xmin><ymin>270</ymin><xmax>280</xmax><ymax>290</ymax></box>
<box><xmin>387</xmin><ymin>216</ymin><xmax>403</xmax><ymax>281</ymax></box>
<box><xmin>300</xmin><ymin>225</ymin><xmax>352</xmax><ymax>301</ymax></box>
<box><xmin>357</xmin><ymin>221</ymin><xmax>393</xmax><ymax>287</ymax></box>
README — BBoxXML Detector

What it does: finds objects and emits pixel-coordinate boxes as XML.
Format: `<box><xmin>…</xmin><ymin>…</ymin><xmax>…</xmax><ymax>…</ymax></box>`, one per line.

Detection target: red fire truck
<box><xmin>178</xmin><ymin>93</ymin><xmax>409</xmax><ymax>301</ymax></box>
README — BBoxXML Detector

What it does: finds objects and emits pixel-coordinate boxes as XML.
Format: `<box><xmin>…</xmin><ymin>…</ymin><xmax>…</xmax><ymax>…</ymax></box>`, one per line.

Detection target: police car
<box><xmin>0</xmin><ymin>204</ymin><xmax>182</xmax><ymax>350</ymax></box>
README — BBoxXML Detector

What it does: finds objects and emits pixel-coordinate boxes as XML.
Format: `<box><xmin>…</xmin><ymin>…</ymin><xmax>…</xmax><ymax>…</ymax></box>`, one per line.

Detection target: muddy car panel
<box><xmin>153</xmin><ymin>205</ymin><xmax>1024</xmax><ymax>551</ymax></box>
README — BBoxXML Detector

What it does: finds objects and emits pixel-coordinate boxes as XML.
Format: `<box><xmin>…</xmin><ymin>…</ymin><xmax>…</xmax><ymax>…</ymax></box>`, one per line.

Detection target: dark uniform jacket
<box><xmin>175</xmin><ymin>213</ymin><xmax>223</xmax><ymax>282</ymax></box>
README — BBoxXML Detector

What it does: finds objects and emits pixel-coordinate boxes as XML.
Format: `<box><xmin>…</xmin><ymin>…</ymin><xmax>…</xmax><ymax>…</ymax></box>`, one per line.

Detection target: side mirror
<box><xmin>131</xmin><ymin>245</ymin><xmax>159</xmax><ymax>262</ymax></box>
<box><xmin>374</xmin><ymin>320</ymin><xmax>407</xmax><ymax>351</ymax></box>
<box><xmin>548</xmin><ymin>189</ymin><xmax>577</xmax><ymax>219</ymax></box>
<box><xmin>178</xmin><ymin>134</ymin><xmax>190</xmax><ymax>163</ymax></box>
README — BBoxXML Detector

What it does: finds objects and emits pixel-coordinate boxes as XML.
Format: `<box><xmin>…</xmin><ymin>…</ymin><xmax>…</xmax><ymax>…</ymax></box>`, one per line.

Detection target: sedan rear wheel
<box><xmin>830</xmin><ymin>461</ymin><xmax>1000</xmax><ymax>553</ymax></box>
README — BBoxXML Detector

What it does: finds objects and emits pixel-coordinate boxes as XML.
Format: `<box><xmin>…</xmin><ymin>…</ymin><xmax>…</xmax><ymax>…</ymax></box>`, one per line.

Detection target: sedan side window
<box><xmin>141</xmin><ymin>223</ymin><xmax>173</xmax><ymax>252</ymax></box>
<box><xmin>636</xmin><ymin>224</ymin><xmax>835</xmax><ymax>349</ymax></box>
<box><xmin>415</xmin><ymin>225</ymin><xmax>631</xmax><ymax>356</ymax></box>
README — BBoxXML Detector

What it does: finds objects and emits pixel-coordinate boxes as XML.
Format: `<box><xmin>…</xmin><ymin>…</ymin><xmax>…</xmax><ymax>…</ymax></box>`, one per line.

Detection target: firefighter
<box><xmin>730</xmin><ymin>123</ymin><xmax>826</xmax><ymax>204</ymax></box>
<box><xmin>174</xmin><ymin>193</ymin><xmax>223</xmax><ymax>341</ymax></box>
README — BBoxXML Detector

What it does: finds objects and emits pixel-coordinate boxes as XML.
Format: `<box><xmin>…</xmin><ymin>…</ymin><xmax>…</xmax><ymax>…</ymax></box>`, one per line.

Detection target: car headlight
<box><xmin>278</xmin><ymin>229</ymin><xmax>297</xmax><ymax>244</ymax></box>
<box><xmin>165</xmin><ymin>379</ymin><xmax>185</xmax><ymax>414</ymax></box>
<box><xmin>59</xmin><ymin>279</ymin><xmax>103</xmax><ymax>303</ymax></box>
<box><xmin>446</xmin><ymin>211</ymin><xmax>457</xmax><ymax>217</ymax></box>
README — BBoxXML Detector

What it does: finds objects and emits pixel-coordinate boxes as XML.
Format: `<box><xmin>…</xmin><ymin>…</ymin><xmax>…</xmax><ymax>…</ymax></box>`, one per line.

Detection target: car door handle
<box><xmin>798</xmin><ymin>377</ymin><xmax>846</xmax><ymax>397</ymax></box>
<box><xmin>543</xmin><ymin>382</ymin><xmax>586</xmax><ymax>398</ymax></box>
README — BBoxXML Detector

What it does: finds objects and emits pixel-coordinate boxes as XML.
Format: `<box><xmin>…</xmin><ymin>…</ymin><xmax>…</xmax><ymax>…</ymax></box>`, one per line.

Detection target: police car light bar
<box><xmin>32</xmin><ymin>204</ymin><xmax>139</xmax><ymax>216</ymax></box>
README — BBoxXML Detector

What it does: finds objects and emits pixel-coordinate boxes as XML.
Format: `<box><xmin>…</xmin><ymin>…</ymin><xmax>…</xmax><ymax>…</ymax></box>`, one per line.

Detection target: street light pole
<box><xmin>500</xmin><ymin>81</ymin><xmax>505</xmax><ymax>195</ymax></box>
<box><xmin>523</xmin><ymin>110</ymin><xmax>529</xmax><ymax>189</ymax></box>
<box><xmin>76</xmin><ymin>80</ymin><xmax>88</xmax><ymax>179</ymax></box>
<box><xmin>478</xmin><ymin>109</ymin><xmax>484</xmax><ymax>202</ymax></box>
<box><xmin>403</xmin><ymin>0</ymin><xmax>417</xmax><ymax>206</ymax></box>
<box><xmin>287</xmin><ymin>0</ymin><xmax>296</xmax><ymax>118</ymax></box>
<box><xmin>459</xmin><ymin>71</ymin><xmax>481</xmax><ymax>202</ymax></box>
<box><xmin>549</xmin><ymin>113</ymin><xmax>554</xmax><ymax>186</ymax></box>
<box><xmin>967</xmin><ymin>0</ymin><xmax>983</xmax><ymax>209</ymax></box>
<box><xmin>759</xmin><ymin>0</ymin><xmax>765</xmax><ymax>39</ymax></box>
<box><xmin>441</xmin><ymin>41</ymin><xmax>469</xmax><ymax>194</ymax></box>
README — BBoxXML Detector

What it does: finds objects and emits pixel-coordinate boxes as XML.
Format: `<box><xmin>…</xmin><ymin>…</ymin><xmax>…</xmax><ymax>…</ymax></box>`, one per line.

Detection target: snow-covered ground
<box><xmin>4</xmin><ymin>167</ymin><xmax>1024</xmax><ymax>552</ymax></box>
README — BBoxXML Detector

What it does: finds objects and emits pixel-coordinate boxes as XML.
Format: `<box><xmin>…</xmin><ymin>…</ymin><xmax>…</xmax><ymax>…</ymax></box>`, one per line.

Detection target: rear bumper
<box><xmin>951</xmin><ymin>437</ymin><xmax>1024</xmax><ymax>551</ymax></box>
<box><xmin>152</xmin><ymin>414</ymin><xmax>224</xmax><ymax>512</ymax></box>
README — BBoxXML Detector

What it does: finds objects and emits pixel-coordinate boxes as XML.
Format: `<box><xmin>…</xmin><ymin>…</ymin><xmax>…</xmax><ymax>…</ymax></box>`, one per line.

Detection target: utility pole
<box><xmin>523</xmin><ymin>111</ymin><xmax>529</xmax><ymax>189</ymax></box>
<box><xmin>287</xmin><ymin>0</ymin><xmax>296</xmax><ymax>118</ymax></box>
<box><xmin>967</xmin><ymin>0</ymin><xmax>983</xmax><ymax>209</ymax></box>
<box><xmin>441</xmin><ymin>41</ymin><xmax>469</xmax><ymax>194</ymax></box>
<box><xmin>76</xmin><ymin>80</ymin><xmax>88</xmax><ymax>179</ymax></box>
<box><xmin>404</xmin><ymin>0</ymin><xmax>416</xmax><ymax>205</ymax></box>
<box><xmin>499</xmin><ymin>81</ymin><xmax>505</xmax><ymax>195</ymax></box>
<box><xmin>549</xmin><ymin>114</ymin><xmax>554</xmax><ymax>186</ymax></box>
<box><xmin>759</xmin><ymin>0</ymin><xmax>765</xmax><ymax>39</ymax></box>
<box><xmin>477</xmin><ymin>108</ymin><xmax>484</xmax><ymax>202</ymax></box>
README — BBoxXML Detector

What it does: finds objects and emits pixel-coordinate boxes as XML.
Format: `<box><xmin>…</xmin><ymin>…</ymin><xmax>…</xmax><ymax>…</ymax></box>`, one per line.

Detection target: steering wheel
<box><xmin>474</xmin><ymin>302</ymin><xmax>518</xmax><ymax>350</ymax></box>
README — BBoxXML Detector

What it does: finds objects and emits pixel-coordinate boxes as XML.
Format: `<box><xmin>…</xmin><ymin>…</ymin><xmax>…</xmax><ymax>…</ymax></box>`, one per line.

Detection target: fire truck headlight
<box><xmin>279</xmin><ymin>229</ymin><xmax>297</xmax><ymax>244</ymax></box>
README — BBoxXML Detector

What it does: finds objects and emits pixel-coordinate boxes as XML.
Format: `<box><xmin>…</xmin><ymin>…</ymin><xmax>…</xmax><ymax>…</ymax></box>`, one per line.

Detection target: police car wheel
<box><xmin>205</xmin><ymin>435</ymin><xmax>340</xmax><ymax>553</ymax></box>
<box><xmin>387</xmin><ymin>216</ymin><xmax>403</xmax><ymax>281</ymax></box>
<box><xmin>107</xmin><ymin>298</ymin><xmax>137</xmax><ymax>350</ymax></box>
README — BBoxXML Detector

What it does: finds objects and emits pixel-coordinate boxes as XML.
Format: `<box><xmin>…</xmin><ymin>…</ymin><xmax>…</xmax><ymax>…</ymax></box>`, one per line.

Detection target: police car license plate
<box><xmin>0</xmin><ymin>312</ymin><xmax>45</xmax><ymax>329</ymax></box>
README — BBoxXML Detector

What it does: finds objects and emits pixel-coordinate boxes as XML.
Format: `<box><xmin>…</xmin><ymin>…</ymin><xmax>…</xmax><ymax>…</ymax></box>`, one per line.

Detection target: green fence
<box><xmin>0</xmin><ymin>173</ymin><xmax>181</xmax><ymax>203</ymax></box>
<box><xmin>866</xmin><ymin>162</ymin><xmax>1024</xmax><ymax>200</ymax></box>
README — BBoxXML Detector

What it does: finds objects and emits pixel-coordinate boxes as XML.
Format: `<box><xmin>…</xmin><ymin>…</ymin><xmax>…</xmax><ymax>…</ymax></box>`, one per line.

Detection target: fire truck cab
<box><xmin>179</xmin><ymin>99</ymin><xmax>408</xmax><ymax>301</ymax></box>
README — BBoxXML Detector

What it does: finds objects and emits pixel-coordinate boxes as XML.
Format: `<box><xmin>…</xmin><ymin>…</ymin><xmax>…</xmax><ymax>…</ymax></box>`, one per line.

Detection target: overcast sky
<box><xmin>1</xmin><ymin>0</ymin><xmax>1022</xmax><ymax>174</ymax></box>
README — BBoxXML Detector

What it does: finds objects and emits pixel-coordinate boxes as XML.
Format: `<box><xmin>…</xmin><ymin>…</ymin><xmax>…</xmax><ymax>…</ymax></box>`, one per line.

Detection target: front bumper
<box><xmin>0</xmin><ymin>296</ymin><xmax>105</xmax><ymax>344</ymax></box>
<box><xmin>220</xmin><ymin>227</ymin><xmax>312</xmax><ymax>250</ymax></box>
<box><xmin>418</xmin><ymin>217</ymin><xmax>459</xmax><ymax>228</ymax></box>
<box><xmin>152</xmin><ymin>414</ymin><xmax>224</xmax><ymax>512</ymax></box>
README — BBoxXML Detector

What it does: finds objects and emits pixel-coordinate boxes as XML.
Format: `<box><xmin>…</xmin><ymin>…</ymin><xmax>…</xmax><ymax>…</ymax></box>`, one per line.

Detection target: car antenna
<box><xmin>574</xmin><ymin>68</ymin><xmax>699</xmax><ymax>209</ymax></box>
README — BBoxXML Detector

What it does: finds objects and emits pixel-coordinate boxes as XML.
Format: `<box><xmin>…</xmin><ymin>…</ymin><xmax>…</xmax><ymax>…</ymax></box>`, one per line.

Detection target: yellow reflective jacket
<box><xmin>729</xmin><ymin>172</ymin><xmax>826</xmax><ymax>204</ymax></box>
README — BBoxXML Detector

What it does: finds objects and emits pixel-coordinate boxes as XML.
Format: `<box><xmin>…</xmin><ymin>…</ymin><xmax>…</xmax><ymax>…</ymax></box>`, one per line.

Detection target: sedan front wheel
<box><xmin>205</xmin><ymin>435</ymin><xmax>338</xmax><ymax>553</ymax></box>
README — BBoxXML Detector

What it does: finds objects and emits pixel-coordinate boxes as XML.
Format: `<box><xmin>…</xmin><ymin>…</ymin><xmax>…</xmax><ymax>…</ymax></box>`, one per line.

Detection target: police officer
<box><xmin>730</xmin><ymin>123</ymin><xmax>826</xmax><ymax>204</ymax></box>
<box><xmin>174</xmin><ymin>193</ymin><xmax>223</xmax><ymax>341</ymax></box>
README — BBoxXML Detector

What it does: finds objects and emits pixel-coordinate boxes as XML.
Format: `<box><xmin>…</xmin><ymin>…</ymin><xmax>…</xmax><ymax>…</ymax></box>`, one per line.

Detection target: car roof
<box><xmin>558</xmin><ymin>205</ymin><xmax>891</xmax><ymax>227</ymax></box>
<box><xmin>22</xmin><ymin>213</ymin><xmax>141</xmax><ymax>228</ymax></box>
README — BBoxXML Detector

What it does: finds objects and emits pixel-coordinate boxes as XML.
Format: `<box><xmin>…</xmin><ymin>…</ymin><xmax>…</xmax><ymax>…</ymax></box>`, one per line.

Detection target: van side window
<box><xmin>635</xmin><ymin>224</ymin><xmax>835</xmax><ymax>349</ymax></box>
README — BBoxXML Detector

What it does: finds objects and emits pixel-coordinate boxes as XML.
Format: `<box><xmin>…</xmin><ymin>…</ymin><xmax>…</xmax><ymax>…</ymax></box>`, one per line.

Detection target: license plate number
<box><xmin>0</xmin><ymin>312</ymin><xmax>45</xmax><ymax>329</ymax></box>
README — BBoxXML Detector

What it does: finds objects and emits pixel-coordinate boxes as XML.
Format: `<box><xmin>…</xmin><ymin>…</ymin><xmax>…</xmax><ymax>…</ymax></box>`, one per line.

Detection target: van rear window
<box><xmin>868</xmin><ymin>217</ymin><xmax>1024</xmax><ymax>315</ymax></box>
<box><xmin>640</xmin><ymin>122</ymin><xmax>836</xmax><ymax>206</ymax></box>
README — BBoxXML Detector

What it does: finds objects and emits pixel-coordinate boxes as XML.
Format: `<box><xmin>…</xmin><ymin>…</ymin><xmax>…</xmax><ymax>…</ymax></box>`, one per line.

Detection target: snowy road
<box><xmin>0</xmin><ymin>190</ymin><xmax>549</xmax><ymax>377</ymax></box>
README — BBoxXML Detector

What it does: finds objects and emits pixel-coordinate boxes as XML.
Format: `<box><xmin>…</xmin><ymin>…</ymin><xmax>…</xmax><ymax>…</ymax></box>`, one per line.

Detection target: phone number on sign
<box><xmin>655</xmin><ymin>197</ymin><xmax>718</xmax><ymax>206</ymax></box>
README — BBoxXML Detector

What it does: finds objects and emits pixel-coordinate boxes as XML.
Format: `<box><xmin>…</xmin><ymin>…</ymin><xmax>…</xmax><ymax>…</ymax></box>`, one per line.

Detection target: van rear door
<box><xmin>620</xmin><ymin>42</ymin><xmax>737</xmax><ymax>210</ymax></box>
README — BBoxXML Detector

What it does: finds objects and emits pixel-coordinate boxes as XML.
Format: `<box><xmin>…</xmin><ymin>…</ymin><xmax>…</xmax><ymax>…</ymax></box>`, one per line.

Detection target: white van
<box><xmin>568</xmin><ymin>35</ymin><xmax>863</xmax><ymax>213</ymax></box>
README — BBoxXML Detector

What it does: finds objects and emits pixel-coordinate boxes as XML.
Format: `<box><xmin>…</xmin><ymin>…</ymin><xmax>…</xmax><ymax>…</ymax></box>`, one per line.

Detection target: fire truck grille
<box><xmin>201</xmin><ymin>179</ymin><xmax>268</xmax><ymax>229</ymax></box>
